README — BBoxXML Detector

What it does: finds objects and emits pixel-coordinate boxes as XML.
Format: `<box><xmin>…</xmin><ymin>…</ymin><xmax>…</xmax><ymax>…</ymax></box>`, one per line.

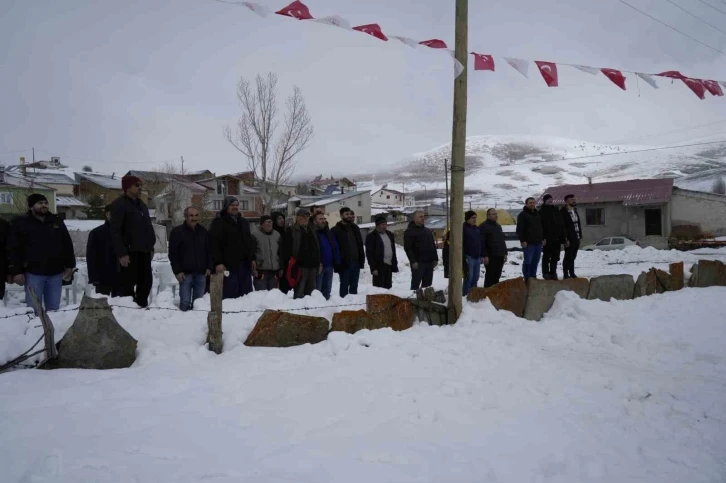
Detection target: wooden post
<box><xmin>206</xmin><ymin>273</ymin><xmax>224</xmax><ymax>354</ymax></box>
<box><xmin>447</xmin><ymin>0</ymin><xmax>468</xmax><ymax>323</ymax></box>
<box><xmin>28</xmin><ymin>286</ymin><xmax>57</xmax><ymax>360</ymax></box>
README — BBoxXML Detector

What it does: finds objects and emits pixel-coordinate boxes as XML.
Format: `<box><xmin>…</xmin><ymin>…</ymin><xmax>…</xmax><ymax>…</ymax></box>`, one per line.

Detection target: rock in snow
<box><xmin>587</xmin><ymin>274</ymin><xmax>634</xmax><ymax>301</ymax></box>
<box><xmin>245</xmin><ymin>310</ymin><xmax>329</xmax><ymax>347</ymax></box>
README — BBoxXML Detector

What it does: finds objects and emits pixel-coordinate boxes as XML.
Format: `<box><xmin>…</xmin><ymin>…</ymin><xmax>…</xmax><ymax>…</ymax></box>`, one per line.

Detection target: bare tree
<box><xmin>223</xmin><ymin>72</ymin><xmax>314</xmax><ymax>211</ymax></box>
<box><xmin>81</xmin><ymin>165</ymin><xmax>93</xmax><ymax>172</ymax></box>
<box><xmin>711</xmin><ymin>176</ymin><xmax>726</xmax><ymax>195</ymax></box>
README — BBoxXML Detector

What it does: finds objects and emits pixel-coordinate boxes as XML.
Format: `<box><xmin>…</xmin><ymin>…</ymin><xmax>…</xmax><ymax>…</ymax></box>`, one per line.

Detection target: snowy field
<box><xmin>1</xmin><ymin>246</ymin><xmax>725</xmax><ymax>482</ymax></box>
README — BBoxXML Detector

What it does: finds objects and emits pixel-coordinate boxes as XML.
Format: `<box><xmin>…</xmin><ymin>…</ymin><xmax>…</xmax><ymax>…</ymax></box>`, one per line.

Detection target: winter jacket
<box><xmin>169</xmin><ymin>223</ymin><xmax>213</xmax><ymax>275</ymax></box>
<box><xmin>110</xmin><ymin>194</ymin><xmax>156</xmax><ymax>257</ymax></box>
<box><xmin>209</xmin><ymin>213</ymin><xmax>254</xmax><ymax>269</ymax></box>
<box><xmin>516</xmin><ymin>208</ymin><xmax>544</xmax><ymax>245</ymax></box>
<box><xmin>365</xmin><ymin>229</ymin><xmax>399</xmax><ymax>273</ymax></box>
<box><xmin>462</xmin><ymin>222</ymin><xmax>483</xmax><ymax>258</ymax></box>
<box><xmin>561</xmin><ymin>206</ymin><xmax>583</xmax><ymax>243</ymax></box>
<box><xmin>317</xmin><ymin>227</ymin><xmax>341</xmax><ymax>268</ymax></box>
<box><xmin>331</xmin><ymin>221</ymin><xmax>365</xmax><ymax>270</ymax></box>
<box><xmin>284</xmin><ymin>224</ymin><xmax>321</xmax><ymax>269</ymax></box>
<box><xmin>539</xmin><ymin>204</ymin><xmax>566</xmax><ymax>243</ymax></box>
<box><xmin>479</xmin><ymin>220</ymin><xmax>507</xmax><ymax>257</ymax></box>
<box><xmin>252</xmin><ymin>228</ymin><xmax>282</xmax><ymax>271</ymax></box>
<box><xmin>0</xmin><ymin>218</ymin><xmax>10</xmax><ymax>282</ymax></box>
<box><xmin>271</xmin><ymin>212</ymin><xmax>287</xmax><ymax>239</ymax></box>
<box><xmin>403</xmin><ymin>221</ymin><xmax>438</xmax><ymax>264</ymax></box>
<box><xmin>86</xmin><ymin>221</ymin><xmax>119</xmax><ymax>286</ymax></box>
<box><xmin>7</xmin><ymin>212</ymin><xmax>76</xmax><ymax>276</ymax></box>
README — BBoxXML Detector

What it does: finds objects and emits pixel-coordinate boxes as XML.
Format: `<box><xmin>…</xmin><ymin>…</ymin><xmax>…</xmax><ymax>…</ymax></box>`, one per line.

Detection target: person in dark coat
<box><xmin>516</xmin><ymin>197</ymin><xmax>544</xmax><ymax>281</ymax></box>
<box><xmin>403</xmin><ymin>210</ymin><xmax>439</xmax><ymax>290</ymax></box>
<box><xmin>539</xmin><ymin>193</ymin><xmax>566</xmax><ymax>280</ymax></box>
<box><xmin>330</xmin><ymin>207</ymin><xmax>365</xmax><ymax>298</ymax></box>
<box><xmin>479</xmin><ymin>208</ymin><xmax>508</xmax><ymax>288</ymax></box>
<box><xmin>365</xmin><ymin>216</ymin><xmax>399</xmax><ymax>289</ymax></box>
<box><xmin>0</xmin><ymin>217</ymin><xmax>11</xmax><ymax>300</ymax></box>
<box><xmin>313</xmin><ymin>212</ymin><xmax>340</xmax><ymax>300</ymax></box>
<box><xmin>86</xmin><ymin>204</ymin><xmax>118</xmax><ymax>296</ymax></box>
<box><xmin>283</xmin><ymin>209</ymin><xmax>321</xmax><ymax>299</ymax></box>
<box><xmin>209</xmin><ymin>196</ymin><xmax>254</xmax><ymax>300</ymax></box>
<box><xmin>169</xmin><ymin>207</ymin><xmax>212</xmax><ymax>311</ymax></box>
<box><xmin>462</xmin><ymin>210</ymin><xmax>483</xmax><ymax>296</ymax></box>
<box><xmin>561</xmin><ymin>194</ymin><xmax>583</xmax><ymax>279</ymax></box>
<box><xmin>271</xmin><ymin>212</ymin><xmax>290</xmax><ymax>293</ymax></box>
<box><xmin>7</xmin><ymin>193</ymin><xmax>76</xmax><ymax>312</ymax></box>
<box><xmin>110</xmin><ymin>175</ymin><xmax>156</xmax><ymax>307</ymax></box>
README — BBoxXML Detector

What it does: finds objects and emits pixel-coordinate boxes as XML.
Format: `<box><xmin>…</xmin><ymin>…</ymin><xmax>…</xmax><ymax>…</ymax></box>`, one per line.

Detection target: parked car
<box><xmin>582</xmin><ymin>236</ymin><xmax>640</xmax><ymax>251</ymax></box>
<box><xmin>502</xmin><ymin>225</ymin><xmax>521</xmax><ymax>252</ymax></box>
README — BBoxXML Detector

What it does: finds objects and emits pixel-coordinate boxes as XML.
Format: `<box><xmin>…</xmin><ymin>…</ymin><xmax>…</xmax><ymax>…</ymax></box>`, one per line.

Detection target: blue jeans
<box><xmin>463</xmin><ymin>255</ymin><xmax>481</xmax><ymax>296</ymax></box>
<box><xmin>522</xmin><ymin>243</ymin><xmax>543</xmax><ymax>280</ymax></box>
<box><xmin>316</xmin><ymin>266</ymin><xmax>334</xmax><ymax>300</ymax></box>
<box><xmin>25</xmin><ymin>272</ymin><xmax>63</xmax><ymax>313</ymax></box>
<box><xmin>179</xmin><ymin>274</ymin><xmax>207</xmax><ymax>311</ymax></box>
<box><xmin>339</xmin><ymin>261</ymin><xmax>361</xmax><ymax>298</ymax></box>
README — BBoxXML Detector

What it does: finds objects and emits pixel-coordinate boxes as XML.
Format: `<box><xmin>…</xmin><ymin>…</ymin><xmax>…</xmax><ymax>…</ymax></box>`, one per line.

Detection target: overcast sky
<box><xmin>2</xmin><ymin>0</ymin><xmax>726</xmax><ymax>178</ymax></box>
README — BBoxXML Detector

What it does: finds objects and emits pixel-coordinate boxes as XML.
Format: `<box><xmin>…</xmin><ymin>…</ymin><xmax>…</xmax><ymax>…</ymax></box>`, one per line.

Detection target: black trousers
<box><xmin>117</xmin><ymin>251</ymin><xmax>153</xmax><ymax>307</ymax></box>
<box><xmin>372</xmin><ymin>264</ymin><xmax>393</xmax><ymax>289</ymax></box>
<box><xmin>563</xmin><ymin>240</ymin><xmax>580</xmax><ymax>277</ymax></box>
<box><xmin>95</xmin><ymin>284</ymin><xmax>116</xmax><ymax>296</ymax></box>
<box><xmin>484</xmin><ymin>255</ymin><xmax>505</xmax><ymax>288</ymax></box>
<box><xmin>410</xmin><ymin>261</ymin><xmax>435</xmax><ymax>290</ymax></box>
<box><xmin>541</xmin><ymin>242</ymin><xmax>562</xmax><ymax>276</ymax></box>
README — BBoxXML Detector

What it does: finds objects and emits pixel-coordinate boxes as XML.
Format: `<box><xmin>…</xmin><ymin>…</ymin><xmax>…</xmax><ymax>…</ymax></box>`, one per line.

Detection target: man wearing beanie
<box><xmin>110</xmin><ymin>175</ymin><xmax>156</xmax><ymax>307</ymax></box>
<box><xmin>209</xmin><ymin>196</ymin><xmax>255</xmax><ymax>299</ymax></box>
<box><xmin>365</xmin><ymin>216</ymin><xmax>398</xmax><ymax>289</ymax></box>
<box><xmin>462</xmin><ymin>210</ymin><xmax>484</xmax><ymax>296</ymax></box>
<box><xmin>250</xmin><ymin>214</ymin><xmax>283</xmax><ymax>292</ymax></box>
<box><xmin>7</xmin><ymin>193</ymin><xmax>76</xmax><ymax>313</ymax></box>
<box><xmin>539</xmin><ymin>193</ymin><xmax>566</xmax><ymax>280</ymax></box>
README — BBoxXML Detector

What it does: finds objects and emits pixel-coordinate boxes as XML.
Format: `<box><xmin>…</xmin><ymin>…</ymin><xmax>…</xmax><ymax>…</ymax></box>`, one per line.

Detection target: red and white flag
<box><xmin>390</xmin><ymin>35</ymin><xmax>419</xmax><ymax>48</ymax></box>
<box><xmin>504</xmin><ymin>57</ymin><xmax>529</xmax><ymax>78</ymax></box>
<box><xmin>240</xmin><ymin>2</ymin><xmax>272</xmax><ymax>17</ymax></box>
<box><xmin>535</xmin><ymin>61</ymin><xmax>558</xmax><ymax>87</ymax></box>
<box><xmin>682</xmin><ymin>78</ymin><xmax>706</xmax><ymax>99</ymax></box>
<box><xmin>275</xmin><ymin>0</ymin><xmax>314</xmax><ymax>20</ymax></box>
<box><xmin>702</xmin><ymin>79</ymin><xmax>724</xmax><ymax>96</ymax></box>
<box><xmin>352</xmin><ymin>24</ymin><xmax>388</xmax><ymax>41</ymax></box>
<box><xmin>636</xmin><ymin>73</ymin><xmax>658</xmax><ymax>89</ymax></box>
<box><xmin>472</xmin><ymin>53</ymin><xmax>495</xmax><ymax>71</ymax></box>
<box><xmin>313</xmin><ymin>15</ymin><xmax>350</xmax><ymax>29</ymax></box>
<box><xmin>601</xmin><ymin>68</ymin><xmax>626</xmax><ymax>90</ymax></box>
<box><xmin>419</xmin><ymin>39</ymin><xmax>448</xmax><ymax>49</ymax></box>
<box><xmin>657</xmin><ymin>70</ymin><xmax>686</xmax><ymax>80</ymax></box>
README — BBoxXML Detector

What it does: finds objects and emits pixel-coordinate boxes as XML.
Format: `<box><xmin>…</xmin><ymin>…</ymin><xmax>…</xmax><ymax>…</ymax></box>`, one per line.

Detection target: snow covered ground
<box><xmin>1</xmin><ymin>246</ymin><xmax>725</xmax><ymax>482</ymax></box>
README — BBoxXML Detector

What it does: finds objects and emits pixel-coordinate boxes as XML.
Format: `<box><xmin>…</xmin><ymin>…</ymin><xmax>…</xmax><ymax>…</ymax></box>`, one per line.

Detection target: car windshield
<box><xmin>596</xmin><ymin>239</ymin><xmax>611</xmax><ymax>246</ymax></box>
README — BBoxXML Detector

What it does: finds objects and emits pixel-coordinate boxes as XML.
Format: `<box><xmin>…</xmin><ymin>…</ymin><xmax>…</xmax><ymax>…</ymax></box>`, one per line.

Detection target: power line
<box><xmin>665</xmin><ymin>0</ymin><xmax>726</xmax><ymax>35</ymax></box>
<box><xmin>610</xmin><ymin>120</ymin><xmax>726</xmax><ymax>144</ymax></box>
<box><xmin>615</xmin><ymin>0</ymin><xmax>726</xmax><ymax>55</ymax></box>
<box><xmin>695</xmin><ymin>0</ymin><xmax>726</xmax><ymax>15</ymax></box>
<box><xmin>560</xmin><ymin>139</ymin><xmax>726</xmax><ymax>162</ymax></box>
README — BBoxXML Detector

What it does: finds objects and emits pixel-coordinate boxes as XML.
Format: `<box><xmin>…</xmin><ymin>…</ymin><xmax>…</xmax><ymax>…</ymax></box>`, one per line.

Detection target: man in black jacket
<box><xmin>539</xmin><ymin>193</ymin><xmax>566</xmax><ymax>280</ymax></box>
<box><xmin>365</xmin><ymin>216</ymin><xmax>398</xmax><ymax>289</ymax></box>
<box><xmin>561</xmin><ymin>194</ymin><xmax>583</xmax><ymax>279</ymax></box>
<box><xmin>283</xmin><ymin>209</ymin><xmax>321</xmax><ymax>299</ymax></box>
<box><xmin>169</xmin><ymin>207</ymin><xmax>212</xmax><ymax>310</ymax></box>
<box><xmin>331</xmin><ymin>207</ymin><xmax>365</xmax><ymax>298</ymax></box>
<box><xmin>0</xmin><ymin>216</ymin><xmax>11</xmax><ymax>300</ymax></box>
<box><xmin>86</xmin><ymin>204</ymin><xmax>118</xmax><ymax>296</ymax></box>
<box><xmin>110</xmin><ymin>175</ymin><xmax>156</xmax><ymax>307</ymax></box>
<box><xmin>479</xmin><ymin>208</ymin><xmax>508</xmax><ymax>287</ymax></box>
<box><xmin>210</xmin><ymin>196</ymin><xmax>254</xmax><ymax>300</ymax></box>
<box><xmin>516</xmin><ymin>197</ymin><xmax>544</xmax><ymax>281</ymax></box>
<box><xmin>8</xmin><ymin>194</ymin><xmax>76</xmax><ymax>312</ymax></box>
<box><xmin>404</xmin><ymin>210</ymin><xmax>438</xmax><ymax>290</ymax></box>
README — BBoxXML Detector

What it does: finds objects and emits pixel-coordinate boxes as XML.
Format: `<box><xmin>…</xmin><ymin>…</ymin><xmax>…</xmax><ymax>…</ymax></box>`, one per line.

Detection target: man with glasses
<box><xmin>169</xmin><ymin>207</ymin><xmax>212</xmax><ymax>310</ymax></box>
<box><xmin>111</xmin><ymin>175</ymin><xmax>156</xmax><ymax>307</ymax></box>
<box><xmin>479</xmin><ymin>208</ymin><xmax>508</xmax><ymax>287</ymax></box>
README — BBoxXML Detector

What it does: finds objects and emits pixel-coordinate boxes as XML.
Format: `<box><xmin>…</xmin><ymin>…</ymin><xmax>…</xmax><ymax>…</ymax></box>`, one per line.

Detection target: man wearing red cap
<box><xmin>110</xmin><ymin>175</ymin><xmax>156</xmax><ymax>307</ymax></box>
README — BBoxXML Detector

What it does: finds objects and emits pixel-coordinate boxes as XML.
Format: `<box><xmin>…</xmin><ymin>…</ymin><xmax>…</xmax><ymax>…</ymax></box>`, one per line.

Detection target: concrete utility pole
<box><xmin>180</xmin><ymin>156</ymin><xmax>185</xmax><ymax>175</ymax></box>
<box><xmin>447</xmin><ymin>0</ymin><xmax>468</xmax><ymax>323</ymax></box>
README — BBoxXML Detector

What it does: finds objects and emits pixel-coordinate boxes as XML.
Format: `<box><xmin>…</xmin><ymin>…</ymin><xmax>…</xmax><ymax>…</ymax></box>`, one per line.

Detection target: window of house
<box><xmin>357</xmin><ymin>200</ymin><xmax>362</xmax><ymax>207</ymax></box>
<box><xmin>240</xmin><ymin>200</ymin><xmax>249</xmax><ymax>210</ymax></box>
<box><xmin>356</xmin><ymin>216</ymin><xmax>363</xmax><ymax>224</ymax></box>
<box><xmin>586</xmin><ymin>208</ymin><xmax>604</xmax><ymax>226</ymax></box>
<box><xmin>340</xmin><ymin>201</ymin><xmax>346</xmax><ymax>206</ymax></box>
<box><xmin>216</xmin><ymin>179</ymin><xmax>226</xmax><ymax>195</ymax></box>
<box><xmin>386</xmin><ymin>195</ymin><xmax>390</xmax><ymax>199</ymax></box>
<box><xmin>0</xmin><ymin>192</ymin><xmax>13</xmax><ymax>204</ymax></box>
<box><xmin>213</xmin><ymin>200</ymin><xmax>223</xmax><ymax>210</ymax></box>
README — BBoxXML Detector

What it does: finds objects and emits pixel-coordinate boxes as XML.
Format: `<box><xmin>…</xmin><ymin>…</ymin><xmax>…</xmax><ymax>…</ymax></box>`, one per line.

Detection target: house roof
<box><xmin>76</xmin><ymin>172</ymin><xmax>123</xmax><ymax>190</ymax></box>
<box><xmin>22</xmin><ymin>172</ymin><xmax>78</xmax><ymax>185</ymax></box>
<box><xmin>299</xmin><ymin>190</ymin><xmax>365</xmax><ymax>208</ymax></box>
<box><xmin>372</xmin><ymin>187</ymin><xmax>405</xmax><ymax>196</ymax></box>
<box><xmin>124</xmin><ymin>170</ymin><xmax>176</xmax><ymax>183</ymax></box>
<box><xmin>1</xmin><ymin>174</ymin><xmax>56</xmax><ymax>190</ymax></box>
<box><xmin>56</xmin><ymin>196</ymin><xmax>88</xmax><ymax>207</ymax></box>
<box><xmin>540</xmin><ymin>178</ymin><xmax>675</xmax><ymax>206</ymax></box>
<box><xmin>154</xmin><ymin>180</ymin><xmax>210</xmax><ymax>198</ymax></box>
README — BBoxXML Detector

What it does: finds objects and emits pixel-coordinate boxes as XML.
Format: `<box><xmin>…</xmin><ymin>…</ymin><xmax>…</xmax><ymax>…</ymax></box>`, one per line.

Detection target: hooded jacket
<box><xmin>8</xmin><ymin>211</ymin><xmax>76</xmax><ymax>276</ymax></box>
<box><xmin>209</xmin><ymin>212</ymin><xmax>254</xmax><ymax>268</ymax></box>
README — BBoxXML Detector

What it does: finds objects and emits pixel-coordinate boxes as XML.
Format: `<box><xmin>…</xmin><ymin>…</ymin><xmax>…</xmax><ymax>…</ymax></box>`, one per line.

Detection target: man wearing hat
<box><xmin>282</xmin><ymin>208</ymin><xmax>321</xmax><ymax>299</ymax></box>
<box><xmin>365</xmin><ymin>216</ymin><xmax>398</xmax><ymax>289</ymax></box>
<box><xmin>251</xmin><ymin>214</ymin><xmax>283</xmax><ymax>292</ymax></box>
<box><xmin>210</xmin><ymin>196</ymin><xmax>255</xmax><ymax>299</ymax></box>
<box><xmin>539</xmin><ymin>193</ymin><xmax>565</xmax><ymax>280</ymax></box>
<box><xmin>110</xmin><ymin>175</ymin><xmax>156</xmax><ymax>307</ymax></box>
<box><xmin>7</xmin><ymin>193</ymin><xmax>76</xmax><ymax>312</ymax></box>
<box><xmin>86</xmin><ymin>204</ymin><xmax>119</xmax><ymax>296</ymax></box>
<box><xmin>462</xmin><ymin>210</ymin><xmax>484</xmax><ymax>296</ymax></box>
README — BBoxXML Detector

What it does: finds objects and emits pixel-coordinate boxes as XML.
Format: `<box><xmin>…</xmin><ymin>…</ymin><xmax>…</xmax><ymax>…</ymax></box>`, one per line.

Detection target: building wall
<box><xmin>671</xmin><ymin>188</ymin><xmax>726</xmax><ymax>236</ymax></box>
<box><xmin>75</xmin><ymin>179</ymin><xmax>124</xmax><ymax>203</ymax></box>
<box><xmin>322</xmin><ymin>192</ymin><xmax>372</xmax><ymax>226</ymax></box>
<box><xmin>43</xmin><ymin>183</ymin><xmax>76</xmax><ymax>196</ymax></box>
<box><xmin>566</xmin><ymin>202</ymin><xmax>670</xmax><ymax>245</ymax></box>
<box><xmin>0</xmin><ymin>187</ymin><xmax>56</xmax><ymax>214</ymax></box>
<box><xmin>372</xmin><ymin>189</ymin><xmax>406</xmax><ymax>205</ymax></box>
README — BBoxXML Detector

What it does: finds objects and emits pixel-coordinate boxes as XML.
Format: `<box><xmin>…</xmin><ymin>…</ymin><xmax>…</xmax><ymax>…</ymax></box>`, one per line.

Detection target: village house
<box><xmin>154</xmin><ymin>179</ymin><xmax>213</xmax><ymax>229</ymax></box>
<box><xmin>540</xmin><ymin>178</ymin><xmax>726</xmax><ymax>247</ymax></box>
<box><xmin>8</xmin><ymin>171</ymin><xmax>77</xmax><ymax>196</ymax></box>
<box><xmin>75</xmin><ymin>172</ymin><xmax>123</xmax><ymax>201</ymax></box>
<box><xmin>287</xmin><ymin>190</ymin><xmax>371</xmax><ymax>226</ymax></box>
<box><xmin>0</xmin><ymin>169</ymin><xmax>56</xmax><ymax>217</ymax></box>
<box><xmin>308</xmin><ymin>175</ymin><xmax>356</xmax><ymax>196</ymax></box>
<box><xmin>195</xmin><ymin>173</ymin><xmax>263</xmax><ymax>218</ymax></box>
<box><xmin>370</xmin><ymin>186</ymin><xmax>414</xmax><ymax>207</ymax></box>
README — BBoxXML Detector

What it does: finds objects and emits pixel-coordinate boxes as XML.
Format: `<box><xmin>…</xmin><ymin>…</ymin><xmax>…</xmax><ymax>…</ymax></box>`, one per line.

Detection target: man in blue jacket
<box><xmin>86</xmin><ymin>204</ymin><xmax>118</xmax><ymax>296</ymax></box>
<box><xmin>169</xmin><ymin>207</ymin><xmax>212</xmax><ymax>311</ymax></box>
<box><xmin>462</xmin><ymin>210</ymin><xmax>484</xmax><ymax>296</ymax></box>
<box><xmin>312</xmin><ymin>212</ymin><xmax>340</xmax><ymax>300</ymax></box>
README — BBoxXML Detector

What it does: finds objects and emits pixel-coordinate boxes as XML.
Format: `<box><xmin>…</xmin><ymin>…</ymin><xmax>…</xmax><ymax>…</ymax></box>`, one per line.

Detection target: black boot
<box><xmin>550</xmin><ymin>272</ymin><xmax>559</xmax><ymax>281</ymax></box>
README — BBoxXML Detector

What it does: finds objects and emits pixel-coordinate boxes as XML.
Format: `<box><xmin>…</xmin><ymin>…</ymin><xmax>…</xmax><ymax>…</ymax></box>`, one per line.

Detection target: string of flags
<box><xmin>219</xmin><ymin>0</ymin><xmax>725</xmax><ymax>100</ymax></box>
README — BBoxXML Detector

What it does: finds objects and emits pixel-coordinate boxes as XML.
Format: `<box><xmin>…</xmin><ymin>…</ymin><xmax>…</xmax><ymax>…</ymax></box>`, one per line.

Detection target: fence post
<box><xmin>28</xmin><ymin>286</ymin><xmax>57</xmax><ymax>360</ymax></box>
<box><xmin>206</xmin><ymin>273</ymin><xmax>223</xmax><ymax>354</ymax></box>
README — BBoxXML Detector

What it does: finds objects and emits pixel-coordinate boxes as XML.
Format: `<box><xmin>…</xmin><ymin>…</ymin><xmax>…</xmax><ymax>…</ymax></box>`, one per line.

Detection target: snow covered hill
<box><xmin>363</xmin><ymin>134</ymin><xmax>726</xmax><ymax>208</ymax></box>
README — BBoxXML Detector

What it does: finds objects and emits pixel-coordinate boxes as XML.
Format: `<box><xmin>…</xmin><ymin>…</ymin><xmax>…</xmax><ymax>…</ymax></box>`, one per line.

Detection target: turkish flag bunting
<box><xmin>601</xmin><ymin>69</ymin><xmax>626</xmax><ymax>90</ymax></box>
<box><xmin>352</xmin><ymin>24</ymin><xmax>388</xmax><ymax>41</ymax></box>
<box><xmin>275</xmin><ymin>0</ymin><xmax>314</xmax><ymax>19</ymax></box>
<box><xmin>657</xmin><ymin>70</ymin><xmax>686</xmax><ymax>80</ymax></box>
<box><xmin>535</xmin><ymin>61</ymin><xmax>558</xmax><ymax>87</ymax></box>
<box><xmin>472</xmin><ymin>53</ymin><xmax>495</xmax><ymax>71</ymax></box>
<box><xmin>702</xmin><ymin>79</ymin><xmax>724</xmax><ymax>96</ymax></box>
<box><xmin>681</xmin><ymin>78</ymin><xmax>706</xmax><ymax>99</ymax></box>
<box><xmin>419</xmin><ymin>39</ymin><xmax>448</xmax><ymax>49</ymax></box>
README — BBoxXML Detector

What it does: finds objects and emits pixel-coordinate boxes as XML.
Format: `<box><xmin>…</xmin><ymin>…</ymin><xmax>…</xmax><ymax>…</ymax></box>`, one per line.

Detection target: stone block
<box><xmin>688</xmin><ymin>260</ymin><xmax>726</xmax><ymax>288</ymax></box>
<box><xmin>330</xmin><ymin>310</ymin><xmax>383</xmax><ymax>334</ymax></box>
<box><xmin>654</xmin><ymin>269</ymin><xmax>675</xmax><ymax>293</ymax></box>
<box><xmin>586</xmin><ymin>274</ymin><xmax>634</xmax><ymax>301</ymax></box>
<box><xmin>633</xmin><ymin>269</ymin><xmax>658</xmax><ymax>298</ymax></box>
<box><xmin>523</xmin><ymin>278</ymin><xmax>590</xmax><ymax>321</ymax></box>
<box><xmin>669</xmin><ymin>262</ymin><xmax>684</xmax><ymax>291</ymax></box>
<box><xmin>245</xmin><ymin>310</ymin><xmax>329</xmax><ymax>347</ymax></box>
<box><xmin>366</xmin><ymin>294</ymin><xmax>415</xmax><ymax>331</ymax></box>
<box><xmin>466</xmin><ymin>277</ymin><xmax>528</xmax><ymax>318</ymax></box>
